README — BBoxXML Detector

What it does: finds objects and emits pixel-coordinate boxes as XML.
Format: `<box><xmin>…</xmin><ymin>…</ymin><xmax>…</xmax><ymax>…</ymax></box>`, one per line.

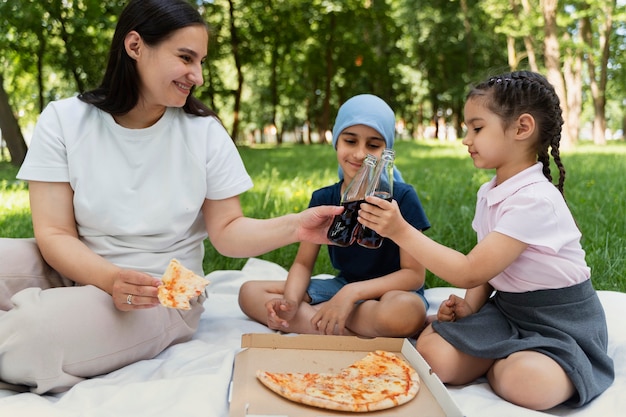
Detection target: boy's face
<box><xmin>335</xmin><ymin>124</ymin><xmax>386</xmax><ymax>183</ymax></box>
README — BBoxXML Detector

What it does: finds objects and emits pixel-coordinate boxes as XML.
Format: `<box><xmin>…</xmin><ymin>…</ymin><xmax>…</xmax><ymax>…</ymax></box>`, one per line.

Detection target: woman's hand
<box><xmin>295</xmin><ymin>205</ymin><xmax>345</xmax><ymax>245</ymax></box>
<box><xmin>111</xmin><ymin>269</ymin><xmax>162</xmax><ymax>311</ymax></box>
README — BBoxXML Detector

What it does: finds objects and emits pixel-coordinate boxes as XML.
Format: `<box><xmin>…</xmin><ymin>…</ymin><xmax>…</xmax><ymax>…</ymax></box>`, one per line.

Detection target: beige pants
<box><xmin>0</xmin><ymin>238</ymin><xmax>204</xmax><ymax>394</ymax></box>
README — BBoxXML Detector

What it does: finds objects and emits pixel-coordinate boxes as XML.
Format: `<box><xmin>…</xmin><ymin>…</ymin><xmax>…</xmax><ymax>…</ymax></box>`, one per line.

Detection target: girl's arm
<box><xmin>464</xmin><ymin>282</ymin><xmax>494</xmax><ymax>313</ymax></box>
<box><xmin>359</xmin><ymin>197</ymin><xmax>527</xmax><ymax>288</ymax></box>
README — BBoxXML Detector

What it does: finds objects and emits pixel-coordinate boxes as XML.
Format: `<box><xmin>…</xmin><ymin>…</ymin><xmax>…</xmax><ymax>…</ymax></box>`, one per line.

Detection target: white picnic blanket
<box><xmin>0</xmin><ymin>258</ymin><xmax>624</xmax><ymax>417</ymax></box>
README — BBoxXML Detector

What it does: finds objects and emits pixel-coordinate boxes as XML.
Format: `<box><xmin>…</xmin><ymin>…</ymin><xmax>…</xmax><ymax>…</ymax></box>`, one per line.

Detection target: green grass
<box><xmin>1</xmin><ymin>140</ymin><xmax>624</xmax><ymax>292</ymax></box>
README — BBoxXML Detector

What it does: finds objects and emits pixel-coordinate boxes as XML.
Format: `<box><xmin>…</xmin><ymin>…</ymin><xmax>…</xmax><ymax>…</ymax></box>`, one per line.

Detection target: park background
<box><xmin>0</xmin><ymin>0</ymin><xmax>624</xmax><ymax>291</ymax></box>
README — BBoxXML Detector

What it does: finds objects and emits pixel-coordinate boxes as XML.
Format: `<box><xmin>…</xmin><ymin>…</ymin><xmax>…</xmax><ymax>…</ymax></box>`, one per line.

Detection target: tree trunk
<box><xmin>228</xmin><ymin>0</ymin><xmax>243</xmax><ymax>143</ymax></box>
<box><xmin>46</xmin><ymin>2</ymin><xmax>85</xmax><ymax>93</ymax></box>
<box><xmin>581</xmin><ymin>0</ymin><xmax>614</xmax><ymax>145</ymax></box>
<box><xmin>541</xmin><ymin>0</ymin><xmax>572</xmax><ymax>148</ymax></box>
<box><xmin>562</xmin><ymin>28</ymin><xmax>583</xmax><ymax>143</ymax></box>
<box><xmin>0</xmin><ymin>74</ymin><xmax>28</xmax><ymax>167</ymax></box>
<box><xmin>270</xmin><ymin>42</ymin><xmax>281</xmax><ymax>145</ymax></box>
<box><xmin>304</xmin><ymin>98</ymin><xmax>311</xmax><ymax>145</ymax></box>
<box><xmin>520</xmin><ymin>0</ymin><xmax>538</xmax><ymax>72</ymax></box>
<box><xmin>415</xmin><ymin>102</ymin><xmax>424</xmax><ymax>140</ymax></box>
<box><xmin>522</xmin><ymin>36</ymin><xmax>538</xmax><ymax>72</ymax></box>
<box><xmin>506</xmin><ymin>0</ymin><xmax>519</xmax><ymax>70</ymax></box>
<box><xmin>507</xmin><ymin>36</ymin><xmax>518</xmax><ymax>70</ymax></box>
<box><xmin>460</xmin><ymin>0</ymin><xmax>473</xmax><ymax>71</ymax></box>
<box><xmin>319</xmin><ymin>13</ymin><xmax>336</xmax><ymax>139</ymax></box>
<box><xmin>37</xmin><ymin>31</ymin><xmax>46</xmax><ymax>112</ymax></box>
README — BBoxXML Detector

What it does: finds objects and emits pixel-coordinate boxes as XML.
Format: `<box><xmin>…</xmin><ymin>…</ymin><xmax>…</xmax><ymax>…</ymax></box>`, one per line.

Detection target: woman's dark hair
<box><xmin>79</xmin><ymin>0</ymin><xmax>216</xmax><ymax>118</ymax></box>
<box><xmin>467</xmin><ymin>71</ymin><xmax>566</xmax><ymax>194</ymax></box>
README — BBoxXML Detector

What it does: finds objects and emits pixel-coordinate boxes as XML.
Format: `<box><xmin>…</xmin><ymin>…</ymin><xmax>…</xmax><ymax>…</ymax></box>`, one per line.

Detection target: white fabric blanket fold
<box><xmin>1</xmin><ymin>258</ymin><xmax>624</xmax><ymax>417</ymax></box>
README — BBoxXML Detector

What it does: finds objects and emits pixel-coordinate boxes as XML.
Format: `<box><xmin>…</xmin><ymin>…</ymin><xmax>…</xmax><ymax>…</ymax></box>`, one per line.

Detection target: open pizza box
<box><xmin>229</xmin><ymin>333</ymin><xmax>465</xmax><ymax>417</ymax></box>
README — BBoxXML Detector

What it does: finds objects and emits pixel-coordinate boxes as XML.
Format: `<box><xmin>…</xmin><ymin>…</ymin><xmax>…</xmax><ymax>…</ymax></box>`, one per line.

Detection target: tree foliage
<box><xmin>1</xmin><ymin>0</ymin><xmax>624</xmax><ymax>165</ymax></box>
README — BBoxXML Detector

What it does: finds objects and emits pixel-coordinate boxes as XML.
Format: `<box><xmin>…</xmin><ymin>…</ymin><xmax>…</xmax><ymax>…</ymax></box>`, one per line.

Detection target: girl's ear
<box><xmin>515</xmin><ymin>113</ymin><xmax>536</xmax><ymax>141</ymax></box>
<box><xmin>124</xmin><ymin>31</ymin><xmax>143</xmax><ymax>60</ymax></box>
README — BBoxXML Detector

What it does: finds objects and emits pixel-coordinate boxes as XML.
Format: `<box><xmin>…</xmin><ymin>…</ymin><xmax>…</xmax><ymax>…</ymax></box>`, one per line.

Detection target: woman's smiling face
<box><xmin>134</xmin><ymin>24</ymin><xmax>208</xmax><ymax>111</ymax></box>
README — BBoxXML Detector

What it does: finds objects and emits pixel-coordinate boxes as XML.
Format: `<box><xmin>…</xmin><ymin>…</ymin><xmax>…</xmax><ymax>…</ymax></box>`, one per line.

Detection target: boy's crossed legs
<box><xmin>239</xmin><ymin>280</ymin><xmax>426</xmax><ymax>338</ymax></box>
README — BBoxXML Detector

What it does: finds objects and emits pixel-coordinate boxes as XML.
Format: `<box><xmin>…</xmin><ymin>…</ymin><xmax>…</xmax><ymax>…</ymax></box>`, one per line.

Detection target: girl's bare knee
<box><xmin>416</xmin><ymin>330</ymin><xmax>453</xmax><ymax>379</ymax></box>
<box><xmin>488</xmin><ymin>352</ymin><xmax>575</xmax><ymax>410</ymax></box>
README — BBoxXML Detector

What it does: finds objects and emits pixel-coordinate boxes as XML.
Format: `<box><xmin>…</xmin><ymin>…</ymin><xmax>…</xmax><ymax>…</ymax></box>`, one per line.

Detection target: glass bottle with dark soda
<box><xmin>357</xmin><ymin>149</ymin><xmax>395</xmax><ymax>249</ymax></box>
<box><xmin>326</xmin><ymin>154</ymin><xmax>378</xmax><ymax>247</ymax></box>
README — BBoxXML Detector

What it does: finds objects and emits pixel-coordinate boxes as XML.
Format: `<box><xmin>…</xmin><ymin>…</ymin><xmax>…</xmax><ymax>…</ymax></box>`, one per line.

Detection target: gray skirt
<box><xmin>432</xmin><ymin>280</ymin><xmax>614</xmax><ymax>407</ymax></box>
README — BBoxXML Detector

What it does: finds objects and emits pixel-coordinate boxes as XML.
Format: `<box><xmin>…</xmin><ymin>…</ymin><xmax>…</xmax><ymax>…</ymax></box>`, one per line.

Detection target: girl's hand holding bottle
<box><xmin>358</xmin><ymin>196</ymin><xmax>408</xmax><ymax>241</ymax></box>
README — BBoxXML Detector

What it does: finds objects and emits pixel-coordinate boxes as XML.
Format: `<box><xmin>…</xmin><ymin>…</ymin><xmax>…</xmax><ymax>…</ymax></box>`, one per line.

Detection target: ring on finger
<box><xmin>127</xmin><ymin>294</ymin><xmax>133</xmax><ymax>305</ymax></box>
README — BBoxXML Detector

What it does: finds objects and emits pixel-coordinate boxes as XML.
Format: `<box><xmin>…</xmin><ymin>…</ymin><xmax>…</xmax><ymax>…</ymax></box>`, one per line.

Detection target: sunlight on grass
<box><xmin>0</xmin><ymin>179</ymin><xmax>33</xmax><ymax>237</ymax></box>
<box><xmin>0</xmin><ymin>186</ymin><xmax>29</xmax><ymax>209</ymax></box>
<box><xmin>561</xmin><ymin>143</ymin><xmax>626</xmax><ymax>291</ymax></box>
<box><xmin>1</xmin><ymin>140</ymin><xmax>624</xmax><ymax>291</ymax></box>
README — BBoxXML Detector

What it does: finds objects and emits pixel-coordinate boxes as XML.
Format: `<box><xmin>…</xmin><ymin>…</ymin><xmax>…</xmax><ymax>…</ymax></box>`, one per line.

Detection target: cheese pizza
<box><xmin>256</xmin><ymin>350</ymin><xmax>419</xmax><ymax>412</ymax></box>
<box><xmin>157</xmin><ymin>259</ymin><xmax>209</xmax><ymax>310</ymax></box>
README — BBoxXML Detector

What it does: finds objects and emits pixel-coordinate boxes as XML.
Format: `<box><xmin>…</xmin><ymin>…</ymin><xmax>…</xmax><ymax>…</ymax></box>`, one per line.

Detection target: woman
<box><xmin>0</xmin><ymin>0</ymin><xmax>340</xmax><ymax>394</ymax></box>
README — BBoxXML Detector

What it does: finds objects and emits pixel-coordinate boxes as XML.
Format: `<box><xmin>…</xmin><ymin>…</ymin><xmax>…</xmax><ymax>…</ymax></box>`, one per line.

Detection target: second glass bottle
<box><xmin>326</xmin><ymin>154</ymin><xmax>378</xmax><ymax>247</ymax></box>
<box><xmin>356</xmin><ymin>148</ymin><xmax>395</xmax><ymax>248</ymax></box>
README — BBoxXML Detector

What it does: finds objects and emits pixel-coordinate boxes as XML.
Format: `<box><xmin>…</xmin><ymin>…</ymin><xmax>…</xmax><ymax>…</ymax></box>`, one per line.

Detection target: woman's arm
<box><xmin>201</xmin><ymin>196</ymin><xmax>343</xmax><ymax>257</ymax></box>
<box><xmin>29</xmin><ymin>181</ymin><xmax>120</xmax><ymax>292</ymax></box>
<box><xmin>28</xmin><ymin>181</ymin><xmax>160</xmax><ymax>309</ymax></box>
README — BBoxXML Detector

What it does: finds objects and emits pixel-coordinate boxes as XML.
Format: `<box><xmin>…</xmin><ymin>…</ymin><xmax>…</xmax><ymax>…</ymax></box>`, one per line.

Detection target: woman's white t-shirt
<box><xmin>17</xmin><ymin>97</ymin><xmax>253</xmax><ymax>277</ymax></box>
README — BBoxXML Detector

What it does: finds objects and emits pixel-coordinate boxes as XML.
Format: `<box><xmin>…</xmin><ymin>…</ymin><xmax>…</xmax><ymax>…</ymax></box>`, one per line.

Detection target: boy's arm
<box><xmin>283</xmin><ymin>241</ymin><xmax>320</xmax><ymax>303</ymax></box>
<box><xmin>265</xmin><ymin>241</ymin><xmax>320</xmax><ymax>330</ymax></box>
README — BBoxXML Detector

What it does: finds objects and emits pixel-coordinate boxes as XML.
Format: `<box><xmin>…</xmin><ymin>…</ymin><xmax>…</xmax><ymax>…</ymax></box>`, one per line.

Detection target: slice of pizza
<box><xmin>256</xmin><ymin>350</ymin><xmax>420</xmax><ymax>412</ymax></box>
<box><xmin>157</xmin><ymin>259</ymin><xmax>209</xmax><ymax>310</ymax></box>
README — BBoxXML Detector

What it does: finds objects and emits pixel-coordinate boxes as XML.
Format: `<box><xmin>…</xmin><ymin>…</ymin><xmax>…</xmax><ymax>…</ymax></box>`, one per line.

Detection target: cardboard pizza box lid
<box><xmin>228</xmin><ymin>333</ymin><xmax>464</xmax><ymax>417</ymax></box>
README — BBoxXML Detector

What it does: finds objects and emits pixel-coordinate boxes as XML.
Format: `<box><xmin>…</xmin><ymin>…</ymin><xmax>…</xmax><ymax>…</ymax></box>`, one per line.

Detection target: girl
<box><xmin>0</xmin><ymin>0</ymin><xmax>340</xmax><ymax>394</ymax></box>
<box><xmin>358</xmin><ymin>72</ymin><xmax>614</xmax><ymax>410</ymax></box>
<box><xmin>238</xmin><ymin>94</ymin><xmax>430</xmax><ymax>337</ymax></box>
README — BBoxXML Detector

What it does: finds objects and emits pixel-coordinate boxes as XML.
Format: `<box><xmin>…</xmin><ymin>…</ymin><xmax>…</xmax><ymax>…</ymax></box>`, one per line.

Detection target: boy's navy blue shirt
<box><xmin>309</xmin><ymin>181</ymin><xmax>430</xmax><ymax>285</ymax></box>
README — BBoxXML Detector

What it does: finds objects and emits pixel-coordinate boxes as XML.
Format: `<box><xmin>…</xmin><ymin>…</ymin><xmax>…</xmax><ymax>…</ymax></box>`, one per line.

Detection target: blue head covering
<box><xmin>331</xmin><ymin>94</ymin><xmax>404</xmax><ymax>182</ymax></box>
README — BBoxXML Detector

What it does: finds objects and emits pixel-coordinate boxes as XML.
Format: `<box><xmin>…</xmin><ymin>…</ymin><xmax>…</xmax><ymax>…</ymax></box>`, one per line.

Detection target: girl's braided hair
<box><xmin>467</xmin><ymin>71</ymin><xmax>566</xmax><ymax>194</ymax></box>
